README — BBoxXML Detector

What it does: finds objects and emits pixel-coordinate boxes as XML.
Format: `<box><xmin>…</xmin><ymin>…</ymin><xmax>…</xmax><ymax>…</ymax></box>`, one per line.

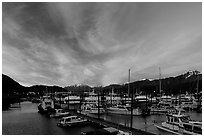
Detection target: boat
<box><xmin>84</xmin><ymin>92</ymin><xmax>99</xmax><ymax>106</ymax></box>
<box><xmin>31</xmin><ymin>98</ymin><xmax>41</xmax><ymax>103</ymax></box>
<box><xmin>150</xmin><ymin>105</ymin><xmax>168</xmax><ymax>114</ymax></box>
<box><xmin>49</xmin><ymin>109</ymin><xmax>70</xmax><ymax>118</ymax></box>
<box><xmin>178</xmin><ymin>94</ymin><xmax>197</xmax><ymax>111</ymax></box>
<box><xmin>38</xmin><ymin>95</ymin><xmax>55</xmax><ymax>114</ymax></box>
<box><xmin>57</xmin><ymin>116</ymin><xmax>89</xmax><ymax>127</ymax></box>
<box><xmin>105</xmin><ymin>89</ymin><xmax>122</xmax><ymax>105</ymax></box>
<box><xmin>80</xmin><ymin>105</ymin><xmax>105</xmax><ymax>115</ymax></box>
<box><xmin>154</xmin><ymin>111</ymin><xmax>202</xmax><ymax>135</ymax></box>
<box><xmin>180</xmin><ymin>101</ymin><xmax>197</xmax><ymax>111</ymax></box>
<box><xmin>134</xmin><ymin>95</ymin><xmax>151</xmax><ymax>116</ymax></box>
<box><xmin>151</xmin><ymin>100</ymin><xmax>183</xmax><ymax>115</ymax></box>
<box><xmin>107</xmin><ymin>105</ymin><xmax>142</xmax><ymax>116</ymax></box>
<box><xmin>134</xmin><ymin>95</ymin><xmax>150</xmax><ymax>108</ymax></box>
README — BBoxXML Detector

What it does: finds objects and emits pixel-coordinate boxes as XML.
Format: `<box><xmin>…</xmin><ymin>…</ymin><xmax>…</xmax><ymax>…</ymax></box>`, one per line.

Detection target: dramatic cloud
<box><xmin>2</xmin><ymin>2</ymin><xmax>202</xmax><ymax>87</ymax></box>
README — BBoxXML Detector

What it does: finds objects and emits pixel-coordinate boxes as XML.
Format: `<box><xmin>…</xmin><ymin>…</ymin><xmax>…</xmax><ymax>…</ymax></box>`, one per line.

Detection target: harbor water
<box><xmin>2</xmin><ymin>102</ymin><xmax>100</xmax><ymax>135</ymax></box>
<box><xmin>2</xmin><ymin>102</ymin><xmax>202</xmax><ymax>135</ymax></box>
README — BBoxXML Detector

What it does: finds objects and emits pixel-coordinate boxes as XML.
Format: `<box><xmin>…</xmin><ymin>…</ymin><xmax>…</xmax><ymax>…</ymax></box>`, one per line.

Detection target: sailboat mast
<box><xmin>196</xmin><ymin>74</ymin><xmax>199</xmax><ymax>101</ymax></box>
<box><xmin>159</xmin><ymin>67</ymin><xmax>161</xmax><ymax>97</ymax></box>
<box><xmin>129</xmin><ymin>69</ymin><xmax>133</xmax><ymax>129</ymax></box>
<box><xmin>128</xmin><ymin>69</ymin><xmax>130</xmax><ymax>98</ymax></box>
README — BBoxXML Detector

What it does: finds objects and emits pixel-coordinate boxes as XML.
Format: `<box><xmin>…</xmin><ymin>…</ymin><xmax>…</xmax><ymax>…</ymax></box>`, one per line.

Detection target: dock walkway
<box><xmin>70</xmin><ymin>111</ymin><xmax>155</xmax><ymax>135</ymax></box>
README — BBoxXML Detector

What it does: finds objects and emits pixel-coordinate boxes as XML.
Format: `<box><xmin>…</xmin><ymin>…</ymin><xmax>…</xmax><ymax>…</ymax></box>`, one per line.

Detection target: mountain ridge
<box><xmin>2</xmin><ymin>70</ymin><xmax>202</xmax><ymax>95</ymax></box>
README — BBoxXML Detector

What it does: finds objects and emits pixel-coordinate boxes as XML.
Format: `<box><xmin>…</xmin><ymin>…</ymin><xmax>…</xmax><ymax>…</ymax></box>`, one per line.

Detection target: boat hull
<box><xmin>154</xmin><ymin>124</ymin><xmax>181</xmax><ymax>135</ymax></box>
<box><xmin>150</xmin><ymin>109</ymin><xmax>168</xmax><ymax>115</ymax></box>
<box><xmin>83</xmin><ymin>111</ymin><xmax>105</xmax><ymax>115</ymax></box>
<box><xmin>57</xmin><ymin>120</ymin><xmax>90</xmax><ymax>127</ymax></box>
<box><xmin>107</xmin><ymin>108</ymin><xmax>142</xmax><ymax>116</ymax></box>
<box><xmin>50</xmin><ymin>113</ymin><xmax>70</xmax><ymax>118</ymax></box>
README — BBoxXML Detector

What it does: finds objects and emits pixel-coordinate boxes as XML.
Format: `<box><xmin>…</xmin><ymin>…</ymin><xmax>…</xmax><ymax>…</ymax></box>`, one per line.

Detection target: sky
<box><xmin>2</xmin><ymin>2</ymin><xmax>202</xmax><ymax>87</ymax></box>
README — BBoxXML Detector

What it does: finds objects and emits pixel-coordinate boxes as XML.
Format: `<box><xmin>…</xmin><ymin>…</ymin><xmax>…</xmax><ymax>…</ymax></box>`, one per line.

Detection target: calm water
<box><xmin>2</xmin><ymin>102</ymin><xmax>202</xmax><ymax>135</ymax></box>
<box><xmin>2</xmin><ymin>102</ymin><xmax>100</xmax><ymax>135</ymax></box>
<box><xmin>85</xmin><ymin>109</ymin><xmax>202</xmax><ymax>135</ymax></box>
<box><xmin>100</xmin><ymin>111</ymin><xmax>202</xmax><ymax>134</ymax></box>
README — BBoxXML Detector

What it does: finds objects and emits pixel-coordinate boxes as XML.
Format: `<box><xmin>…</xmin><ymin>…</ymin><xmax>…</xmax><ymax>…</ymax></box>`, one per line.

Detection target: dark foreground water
<box><xmin>2</xmin><ymin>102</ymin><xmax>202</xmax><ymax>135</ymax></box>
<box><xmin>2</xmin><ymin>102</ymin><xmax>100</xmax><ymax>135</ymax></box>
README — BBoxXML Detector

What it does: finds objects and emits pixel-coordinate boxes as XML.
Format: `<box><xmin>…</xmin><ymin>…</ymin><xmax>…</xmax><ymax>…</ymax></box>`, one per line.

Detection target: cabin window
<box><xmin>193</xmin><ymin>126</ymin><xmax>202</xmax><ymax>134</ymax></box>
<box><xmin>126</xmin><ymin>107</ymin><xmax>131</xmax><ymax>111</ymax></box>
<box><xmin>167</xmin><ymin>117</ymin><xmax>170</xmax><ymax>122</ymax></box>
<box><xmin>45</xmin><ymin>102</ymin><xmax>51</xmax><ymax>105</ymax></box>
<box><xmin>118</xmin><ymin>106</ymin><xmax>125</xmax><ymax>109</ymax></box>
<box><xmin>170</xmin><ymin>117</ymin><xmax>174</xmax><ymax>123</ymax></box>
<box><xmin>65</xmin><ymin>119</ymin><xmax>71</xmax><ymax>122</ymax></box>
<box><xmin>174</xmin><ymin>117</ymin><xmax>179</xmax><ymax>123</ymax></box>
<box><xmin>183</xmin><ymin>124</ymin><xmax>193</xmax><ymax>132</ymax></box>
<box><xmin>181</xmin><ymin>117</ymin><xmax>190</xmax><ymax>123</ymax></box>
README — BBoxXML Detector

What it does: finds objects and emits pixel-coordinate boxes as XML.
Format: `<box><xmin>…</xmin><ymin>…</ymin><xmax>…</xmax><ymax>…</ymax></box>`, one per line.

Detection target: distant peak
<box><xmin>184</xmin><ymin>70</ymin><xmax>200</xmax><ymax>79</ymax></box>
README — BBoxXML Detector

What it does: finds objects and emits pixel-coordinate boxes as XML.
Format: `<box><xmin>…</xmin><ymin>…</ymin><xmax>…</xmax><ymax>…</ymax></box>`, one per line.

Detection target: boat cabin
<box><xmin>135</xmin><ymin>95</ymin><xmax>149</xmax><ymax>102</ymax></box>
<box><xmin>59</xmin><ymin>116</ymin><xmax>83</xmax><ymax>123</ymax></box>
<box><xmin>166</xmin><ymin>113</ymin><xmax>191</xmax><ymax>123</ymax></box>
<box><xmin>166</xmin><ymin>113</ymin><xmax>202</xmax><ymax>134</ymax></box>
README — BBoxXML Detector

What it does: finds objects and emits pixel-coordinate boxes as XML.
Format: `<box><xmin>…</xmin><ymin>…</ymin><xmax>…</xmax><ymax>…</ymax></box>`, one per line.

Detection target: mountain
<box><xmin>2</xmin><ymin>74</ymin><xmax>26</xmax><ymax>95</ymax></box>
<box><xmin>126</xmin><ymin>70</ymin><xmax>202</xmax><ymax>96</ymax></box>
<box><xmin>2</xmin><ymin>74</ymin><xmax>67</xmax><ymax>110</ymax></box>
<box><xmin>2</xmin><ymin>70</ymin><xmax>202</xmax><ymax>99</ymax></box>
<box><xmin>64</xmin><ymin>84</ymin><xmax>92</xmax><ymax>94</ymax></box>
<box><xmin>2</xmin><ymin>74</ymin><xmax>26</xmax><ymax>110</ymax></box>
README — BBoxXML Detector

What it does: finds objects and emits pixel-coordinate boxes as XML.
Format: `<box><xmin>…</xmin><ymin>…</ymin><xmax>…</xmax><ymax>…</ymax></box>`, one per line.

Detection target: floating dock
<box><xmin>70</xmin><ymin>111</ymin><xmax>155</xmax><ymax>135</ymax></box>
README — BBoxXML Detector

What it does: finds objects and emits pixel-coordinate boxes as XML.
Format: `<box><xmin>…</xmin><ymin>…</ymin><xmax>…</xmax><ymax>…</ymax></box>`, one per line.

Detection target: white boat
<box><xmin>154</xmin><ymin>111</ymin><xmax>202</xmax><ymax>135</ymax></box>
<box><xmin>64</xmin><ymin>95</ymin><xmax>80</xmax><ymax>104</ymax></box>
<box><xmin>134</xmin><ymin>95</ymin><xmax>150</xmax><ymax>108</ymax></box>
<box><xmin>84</xmin><ymin>92</ymin><xmax>99</xmax><ymax>106</ymax></box>
<box><xmin>160</xmin><ymin>95</ymin><xmax>172</xmax><ymax>103</ymax></box>
<box><xmin>135</xmin><ymin>95</ymin><xmax>150</xmax><ymax>102</ymax></box>
<box><xmin>180</xmin><ymin>101</ymin><xmax>197</xmax><ymax>111</ymax></box>
<box><xmin>38</xmin><ymin>96</ymin><xmax>54</xmax><ymax>114</ymax></box>
<box><xmin>150</xmin><ymin>106</ymin><xmax>168</xmax><ymax>114</ymax></box>
<box><xmin>49</xmin><ymin>109</ymin><xmax>70</xmax><ymax>118</ymax></box>
<box><xmin>81</xmin><ymin>106</ymin><xmax>105</xmax><ymax>115</ymax></box>
<box><xmin>107</xmin><ymin>105</ymin><xmax>142</xmax><ymax>115</ymax></box>
<box><xmin>105</xmin><ymin>92</ymin><xmax>122</xmax><ymax>105</ymax></box>
<box><xmin>57</xmin><ymin>116</ymin><xmax>89</xmax><ymax>127</ymax></box>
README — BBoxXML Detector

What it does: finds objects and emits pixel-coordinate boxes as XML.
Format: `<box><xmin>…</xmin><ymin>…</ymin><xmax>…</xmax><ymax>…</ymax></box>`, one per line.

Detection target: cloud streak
<box><xmin>2</xmin><ymin>2</ymin><xmax>202</xmax><ymax>87</ymax></box>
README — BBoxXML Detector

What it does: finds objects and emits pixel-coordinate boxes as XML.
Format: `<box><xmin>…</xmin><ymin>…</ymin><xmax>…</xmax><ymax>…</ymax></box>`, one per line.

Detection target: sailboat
<box><xmin>151</xmin><ymin>67</ymin><xmax>171</xmax><ymax>114</ymax></box>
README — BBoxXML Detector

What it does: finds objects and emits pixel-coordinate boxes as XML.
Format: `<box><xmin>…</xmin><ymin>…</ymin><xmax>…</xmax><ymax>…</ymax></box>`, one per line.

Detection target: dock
<box><xmin>70</xmin><ymin>111</ymin><xmax>155</xmax><ymax>135</ymax></box>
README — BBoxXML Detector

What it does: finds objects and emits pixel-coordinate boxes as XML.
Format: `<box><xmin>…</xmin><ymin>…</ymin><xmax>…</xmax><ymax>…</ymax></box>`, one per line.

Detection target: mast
<box><xmin>196</xmin><ymin>74</ymin><xmax>199</xmax><ymax>105</ymax></box>
<box><xmin>128</xmin><ymin>69</ymin><xmax>130</xmax><ymax>98</ymax></box>
<box><xmin>129</xmin><ymin>69</ymin><xmax>133</xmax><ymax>129</ymax></box>
<box><xmin>98</xmin><ymin>88</ymin><xmax>100</xmax><ymax>119</ymax></box>
<box><xmin>159</xmin><ymin>67</ymin><xmax>162</xmax><ymax>97</ymax></box>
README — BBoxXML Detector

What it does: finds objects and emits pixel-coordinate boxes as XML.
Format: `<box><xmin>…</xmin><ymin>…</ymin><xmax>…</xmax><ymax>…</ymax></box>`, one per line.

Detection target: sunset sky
<box><xmin>2</xmin><ymin>2</ymin><xmax>202</xmax><ymax>87</ymax></box>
